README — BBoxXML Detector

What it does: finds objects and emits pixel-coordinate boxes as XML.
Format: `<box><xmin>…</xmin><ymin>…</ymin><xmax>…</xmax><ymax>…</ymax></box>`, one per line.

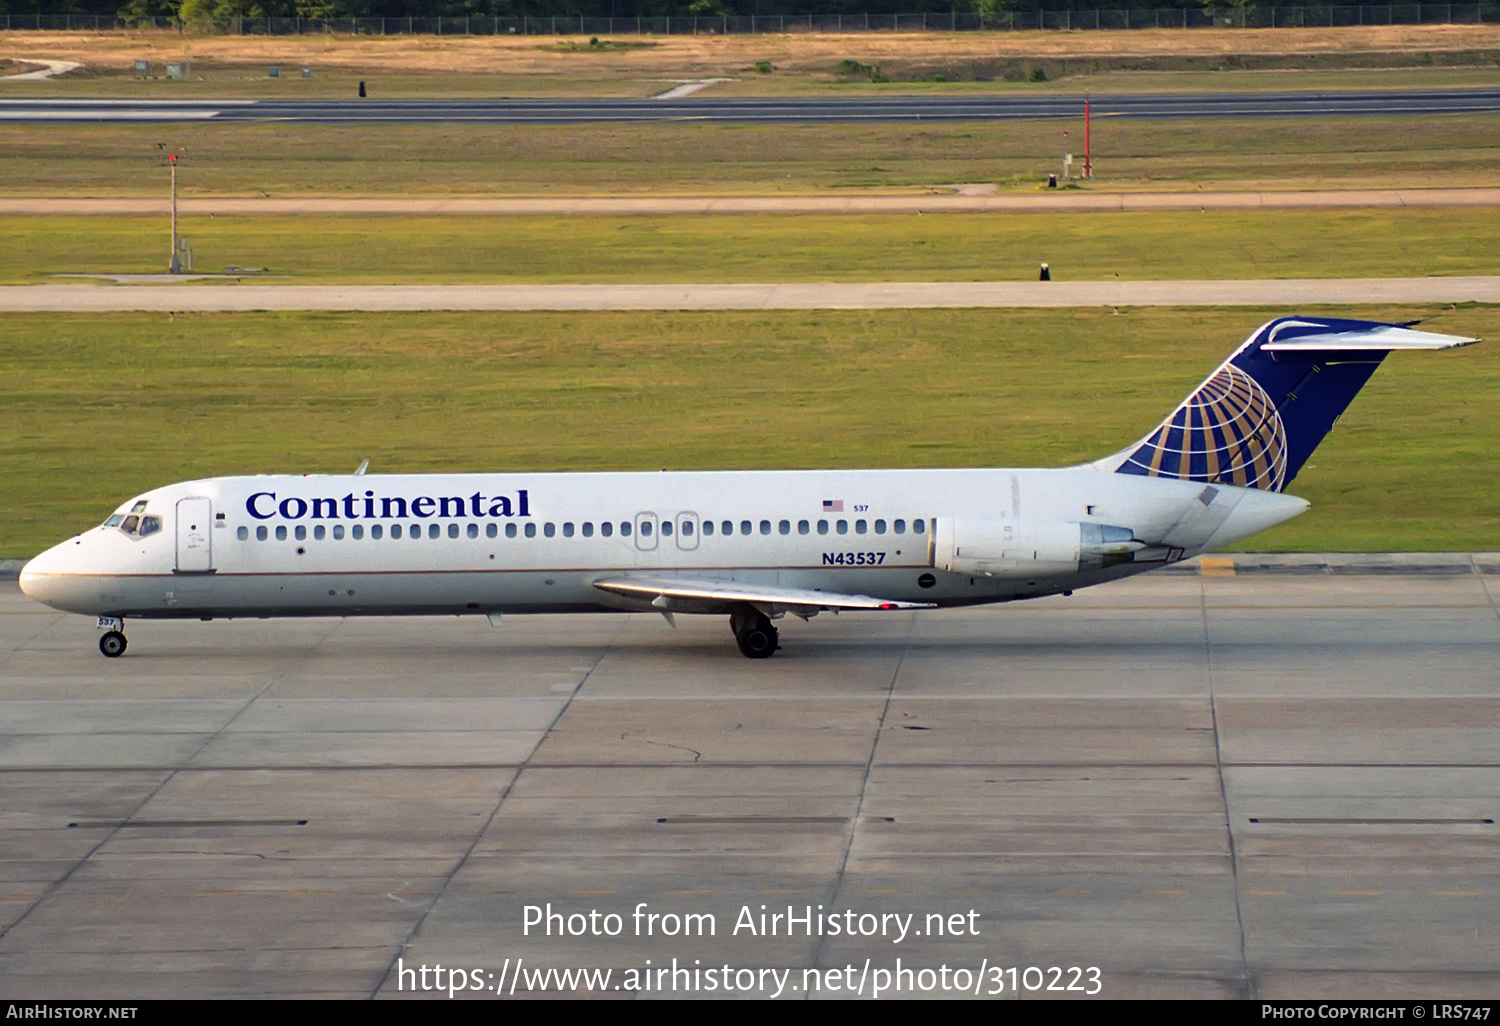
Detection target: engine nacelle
<box><xmin>933</xmin><ymin>518</ymin><xmax>1142</xmax><ymax>578</ymax></box>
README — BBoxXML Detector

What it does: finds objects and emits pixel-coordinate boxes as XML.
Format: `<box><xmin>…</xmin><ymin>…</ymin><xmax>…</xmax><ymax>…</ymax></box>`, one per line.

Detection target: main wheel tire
<box><xmin>99</xmin><ymin>631</ymin><xmax>127</xmax><ymax>658</ymax></box>
<box><xmin>735</xmin><ymin>625</ymin><xmax>779</xmax><ymax>659</ymax></box>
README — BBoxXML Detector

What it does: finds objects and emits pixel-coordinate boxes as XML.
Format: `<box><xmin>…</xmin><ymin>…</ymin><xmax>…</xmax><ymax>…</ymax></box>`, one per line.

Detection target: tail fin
<box><xmin>1104</xmin><ymin>316</ymin><xmax>1478</xmax><ymax>492</ymax></box>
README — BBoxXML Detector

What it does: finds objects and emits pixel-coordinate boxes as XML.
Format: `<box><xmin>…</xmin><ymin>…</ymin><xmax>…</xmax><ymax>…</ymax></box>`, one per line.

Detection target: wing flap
<box><xmin>592</xmin><ymin>576</ymin><xmax>932</xmax><ymax>613</ymax></box>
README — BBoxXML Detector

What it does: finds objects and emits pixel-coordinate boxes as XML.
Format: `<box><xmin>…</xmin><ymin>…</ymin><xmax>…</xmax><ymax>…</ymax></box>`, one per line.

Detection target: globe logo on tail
<box><xmin>1122</xmin><ymin>364</ymin><xmax>1288</xmax><ymax>492</ymax></box>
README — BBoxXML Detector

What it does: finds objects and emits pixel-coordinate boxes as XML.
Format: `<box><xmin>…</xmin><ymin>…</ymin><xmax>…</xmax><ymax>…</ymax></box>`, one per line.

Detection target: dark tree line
<box><xmin>0</xmin><ymin>1</ymin><xmax>1442</xmax><ymax>19</ymax></box>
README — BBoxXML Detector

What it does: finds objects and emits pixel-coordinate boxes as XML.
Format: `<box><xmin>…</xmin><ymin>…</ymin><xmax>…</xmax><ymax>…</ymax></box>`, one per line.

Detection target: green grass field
<box><xmin>2</xmin><ymin>305</ymin><xmax>1494</xmax><ymax>558</ymax></box>
<box><xmin>1</xmin><ymin>115</ymin><xmax>1496</xmax><ymax>197</ymax></box>
<box><xmin>5</xmin><ymin>208</ymin><xmax>1499</xmax><ymax>283</ymax></box>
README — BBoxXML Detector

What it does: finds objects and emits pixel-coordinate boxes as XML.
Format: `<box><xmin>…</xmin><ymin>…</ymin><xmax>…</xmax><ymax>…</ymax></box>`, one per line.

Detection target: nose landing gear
<box><xmin>99</xmin><ymin>630</ymin><xmax>128</xmax><ymax>658</ymax></box>
<box><xmin>730</xmin><ymin>606</ymin><xmax>780</xmax><ymax>660</ymax></box>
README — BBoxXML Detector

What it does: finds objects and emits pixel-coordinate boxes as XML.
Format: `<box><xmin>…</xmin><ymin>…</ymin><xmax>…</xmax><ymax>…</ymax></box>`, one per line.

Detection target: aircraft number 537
<box><xmin>823</xmin><ymin>552</ymin><xmax>886</xmax><ymax>566</ymax></box>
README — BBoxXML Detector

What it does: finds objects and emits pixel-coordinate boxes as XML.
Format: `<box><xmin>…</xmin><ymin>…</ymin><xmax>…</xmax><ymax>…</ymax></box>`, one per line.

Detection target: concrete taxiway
<box><xmin>4</xmin><ymin>276</ymin><xmax>1499</xmax><ymax>313</ymax></box>
<box><xmin>2</xmin><ymin>558</ymin><xmax>1499</xmax><ymax>999</ymax></box>
<box><xmin>6</xmin><ymin>188</ymin><xmax>1500</xmax><ymax>217</ymax></box>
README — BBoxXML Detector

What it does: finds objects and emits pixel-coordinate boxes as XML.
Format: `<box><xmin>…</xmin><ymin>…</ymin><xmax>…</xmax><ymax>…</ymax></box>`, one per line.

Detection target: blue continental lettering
<box><xmin>247</xmin><ymin>489</ymin><xmax>533</xmax><ymax>521</ymax></box>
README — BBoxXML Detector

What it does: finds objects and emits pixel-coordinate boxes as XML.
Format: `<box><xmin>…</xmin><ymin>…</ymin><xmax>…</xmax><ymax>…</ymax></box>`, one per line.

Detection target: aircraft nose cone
<box><xmin>19</xmin><ymin>549</ymin><xmax>57</xmax><ymax>603</ymax></box>
<box><xmin>18</xmin><ymin>540</ymin><xmax>83</xmax><ymax>610</ymax></box>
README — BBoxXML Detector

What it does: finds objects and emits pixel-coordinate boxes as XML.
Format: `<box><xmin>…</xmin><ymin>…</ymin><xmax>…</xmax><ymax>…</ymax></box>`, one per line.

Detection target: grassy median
<box><xmin>1</xmin><ymin>116</ymin><xmax>1497</xmax><ymax>197</ymax></box>
<box><xmin>3</xmin><ymin>208</ymin><xmax>1500</xmax><ymax>284</ymax></box>
<box><xmin>2</xmin><ymin>305</ymin><xmax>1494</xmax><ymax>557</ymax></box>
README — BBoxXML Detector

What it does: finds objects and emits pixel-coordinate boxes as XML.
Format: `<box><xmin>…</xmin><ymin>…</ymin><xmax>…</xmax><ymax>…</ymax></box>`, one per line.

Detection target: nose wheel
<box><xmin>99</xmin><ymin>631</ymin><xmax>127</xmax><ymax>658</ymax></box>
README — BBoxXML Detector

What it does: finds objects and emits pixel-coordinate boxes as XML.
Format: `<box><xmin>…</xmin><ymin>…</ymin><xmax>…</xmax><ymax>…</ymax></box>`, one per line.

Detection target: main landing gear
<box><xmin>730</xmin><ymin>607</ymin><xmax>779</xmax><ymax>660</ymax></box>
<box><xmin>99</xmin><ymin>630</ymin><xmax>128</xmax><ymax>658</ymax></box>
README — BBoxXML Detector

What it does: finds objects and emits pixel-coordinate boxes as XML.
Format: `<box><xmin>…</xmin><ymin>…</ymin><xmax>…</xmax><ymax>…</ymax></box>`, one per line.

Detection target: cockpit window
<box><xmin>103</xmin><ymin>514</ymin><xmax>125</xmax><ymax>527</ymax></box>
<box><xmin>130</xmin><ymin>500</ymin><xmax>148</xmax><ymax>513</ymax></box>
<box><xmin>121</xmin><ymin>515</ymin><xmax>140</xmax><ymax>533</ymax></box>
<box><xmin>139</xmin><ymin>516</ymin><xmax>161</xmax><ymax>537</ymax></box>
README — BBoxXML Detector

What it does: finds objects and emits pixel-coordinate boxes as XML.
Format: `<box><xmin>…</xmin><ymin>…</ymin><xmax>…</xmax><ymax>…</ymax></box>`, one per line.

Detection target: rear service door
<box><xmin>175</xmin><ymin>497</ymin><xmax>213</xmax><ymax>572</ymax></box>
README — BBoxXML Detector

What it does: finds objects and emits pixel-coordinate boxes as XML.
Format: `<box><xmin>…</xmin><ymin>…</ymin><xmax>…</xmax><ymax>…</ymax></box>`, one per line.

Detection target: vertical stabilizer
<box><xmin>1106</xmin><ymin>317</ymin><xmax>1477</xmax><ymax>492</ymax></box>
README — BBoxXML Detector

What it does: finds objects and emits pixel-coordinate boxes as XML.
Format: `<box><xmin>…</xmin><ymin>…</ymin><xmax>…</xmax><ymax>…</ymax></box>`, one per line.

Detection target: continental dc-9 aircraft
<box><xmin>20</xmin><ymin>316</ymin><xmax>1477</xmax><ymax>660</ymax></box>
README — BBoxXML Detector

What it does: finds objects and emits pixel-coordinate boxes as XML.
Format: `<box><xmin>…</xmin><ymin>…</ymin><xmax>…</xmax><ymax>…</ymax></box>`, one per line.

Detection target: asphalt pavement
<box><xmin>1</xmin><ymin>89</ymin><xmax>1497</xmax><ymax>124</ymax></box>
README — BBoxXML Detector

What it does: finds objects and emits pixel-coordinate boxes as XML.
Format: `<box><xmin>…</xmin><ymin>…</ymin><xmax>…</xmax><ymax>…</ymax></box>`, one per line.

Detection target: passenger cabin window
<box><xmin>855</xmin><ymin>519</ymin><xmax>867</xmax><ymax>534</ymax></box>
<box><xmin>639</xmin><ymin>521</ymin><xmax>652</xmax><ymax>537</ymax></box>
<box><xmin>257</xmin><ymin>526</ymin><xmax>268</xmax><ymax>541</ymax></box>
<box><xmin>818</xmin><ymin>520</ymin><xmax>829</xmax><ymax>535</ymax></box>
<box><xmin>702</xmin><ymin>521</ymin><xmax>713</xmax><ymax>536</ymax></box>
<box><xmin>759</xmin><ymin>520</ymin><xmax>771</xmax><ymax>536</ymax></box>
<box><xmin>601</xmin><ymin>522</ymin><xmax>612</xmax><ymax>538</ymax></box>
<box><xmin>373</xmin><ymin>525</ymin><xmax>384</xmax><ymax>540</ymax></box>
<box><xmin>525</xmin><ymin>523</ymin><xmax>537</xmax><ymax>538</ymax></box>
<box><xmin>333</xmin><ymin>525</ymin><xmax>345</xmax><ymax>540</ymax></box>
<box><xmin>914</xmin><ymin>519</ymin><xmax>926</xmax><ymax>534</ymax></box>
<box><xmin>507</xmin><ymin>523</ymin><xmax>517</xmax><ymax>538</ymax></box>
<box><xmin>582</xmin><ymin>522</ymin><xmax>593</xmax><ymax>538</ymax></box>
<box><xmin>448</xmin><ymin>524</ymin><xmax>459</xmax><ymax>539</ymax></box>
<box><xmin>485</xmin><ymin>524</ymin><xmax>496</xmax><ymax>539</ymax></box>
<box><xmin>314</xmin><ymin>525</ymin><xmax>326</xmax><ymax>540</ymax></box>
<box><xmin>563</xmin><ymin>523</ymin><xmax>574</xmax><ymax>538</ymax></box>
<box><xmin>276</xmin><ymin>525</ymin><xmax>287</xmax><ymax>541</ymax></box>
<box><xmin>661</xmin><ymin>521</ymin><xmax>672</xmax><ymax>537</ymax></box>
<box><xmin>778</xmin><ymin>520</ymin><xmax>790</xmax><ymax>535</ymax></box>
<box><xmin>429</xmin><ymin>524</ymin><xmax>440</xmax><ymax>539</ymax></box>
<box><xmin>740</xmin><ymin>521</ymin><xmax>751</xmax><ymax>536</ymax></box>
<box><xmin>391</xmin><ymin>524</ymin><xmax>402</xmax><ymax>539</ymax></box>
<box><xmin>722</xmin><ymin>521</ymin><xmax>733</xmax><ymax>536</ymax></box>
<box><xmin>620</xmin><ymin>522</ymin><xmax>631</xmax><ymax>537</ymax></box>
<box><xmin>836</xmin><ymin>520</ymin><xmax>848</xmax><ymax>535</ymax></box>
<box><xmin>894</xmin><ymin>519</ymin><xmax>906</xmax><ymax>534</ymax></box>
<box><xmin>544</xmin><ymin>523</ymin><xmax>556</xmax><ymax>538</ymax></box>
<box><xmin>798</xmin><ymin>520</ymin><xmax>810</xmax><ymax>535</ymax></box>
<box><xmin>237</xmin><ymin>526</ymin><xmax>248</xmax><ymax>541</ymax></box>
<box><xmin>875</xmin><ymin>519</ymin><xmax>887</xmax><ymax>534</ymax></box>
<box><xmin>295</xmin><ymin>525</ymin><xmax>307</xmax><ymax>540</ymax></box>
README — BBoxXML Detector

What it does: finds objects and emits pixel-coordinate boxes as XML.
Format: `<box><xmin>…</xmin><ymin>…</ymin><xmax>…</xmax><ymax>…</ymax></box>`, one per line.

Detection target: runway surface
<box><xmin>2</xmin><ymin>561</ymin><xmax>1499</xmax><ymax>999</ymax></box>
<box><xmin>5</xmin><ymin>276</ymin><xmax>1500</xmax><ymax>312</ymax></box>
<box><xmin>7</xmin><ymin>188</ymin><xmax>1500</xmax><ymax>217</ymax></box>
<box><xmin>1</xmin><ymin>89</ymin><xmax>1498</xmax><ymax>124</ymax></box>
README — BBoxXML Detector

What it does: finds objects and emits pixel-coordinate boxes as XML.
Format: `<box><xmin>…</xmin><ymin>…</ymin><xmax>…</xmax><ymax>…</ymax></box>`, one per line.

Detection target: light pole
<box><xmin>168</xmin><ymin>152</ymin><xmax>180</xmax><ymax>273</ymax></box>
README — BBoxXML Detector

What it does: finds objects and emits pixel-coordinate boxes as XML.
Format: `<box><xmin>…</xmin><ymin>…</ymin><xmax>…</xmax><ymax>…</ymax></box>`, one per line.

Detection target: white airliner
<box><xmin>19</xmin><ymin>316</ymin><xmax>1477</xmax><ymax>659</ymax></box>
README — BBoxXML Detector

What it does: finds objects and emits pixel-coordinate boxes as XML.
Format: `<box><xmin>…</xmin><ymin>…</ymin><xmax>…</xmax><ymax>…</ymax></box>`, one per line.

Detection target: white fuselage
<box><xmin>20</xmin><ymin>467</ymin><xmax>1307</xmax><ymax>622</ymax></box>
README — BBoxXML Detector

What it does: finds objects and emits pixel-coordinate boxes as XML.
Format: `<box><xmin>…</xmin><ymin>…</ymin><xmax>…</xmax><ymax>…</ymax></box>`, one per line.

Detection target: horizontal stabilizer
<box><xmin>1262</xmin><ymin>325</ymin><xmax>1478</xmax><ymax>352</ymax></box>
<box><xmin>593</xmin><ymin>576</ymin><xmax>932</xmax><ymax>613</ymax></box>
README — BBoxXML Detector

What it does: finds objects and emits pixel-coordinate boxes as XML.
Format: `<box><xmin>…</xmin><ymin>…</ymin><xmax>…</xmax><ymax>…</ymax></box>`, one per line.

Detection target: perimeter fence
<box><xmin>5</xmin><ymin>5</ymin><xmax>1500</xmax><ymax>35</ymax></box>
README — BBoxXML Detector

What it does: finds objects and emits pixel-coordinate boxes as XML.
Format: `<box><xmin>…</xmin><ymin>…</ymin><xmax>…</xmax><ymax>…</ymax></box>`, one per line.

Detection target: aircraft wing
<box><xmin>592</xmin><ymin>576</ymin><xmax>933</xmax><ymax>615</ymax></box>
